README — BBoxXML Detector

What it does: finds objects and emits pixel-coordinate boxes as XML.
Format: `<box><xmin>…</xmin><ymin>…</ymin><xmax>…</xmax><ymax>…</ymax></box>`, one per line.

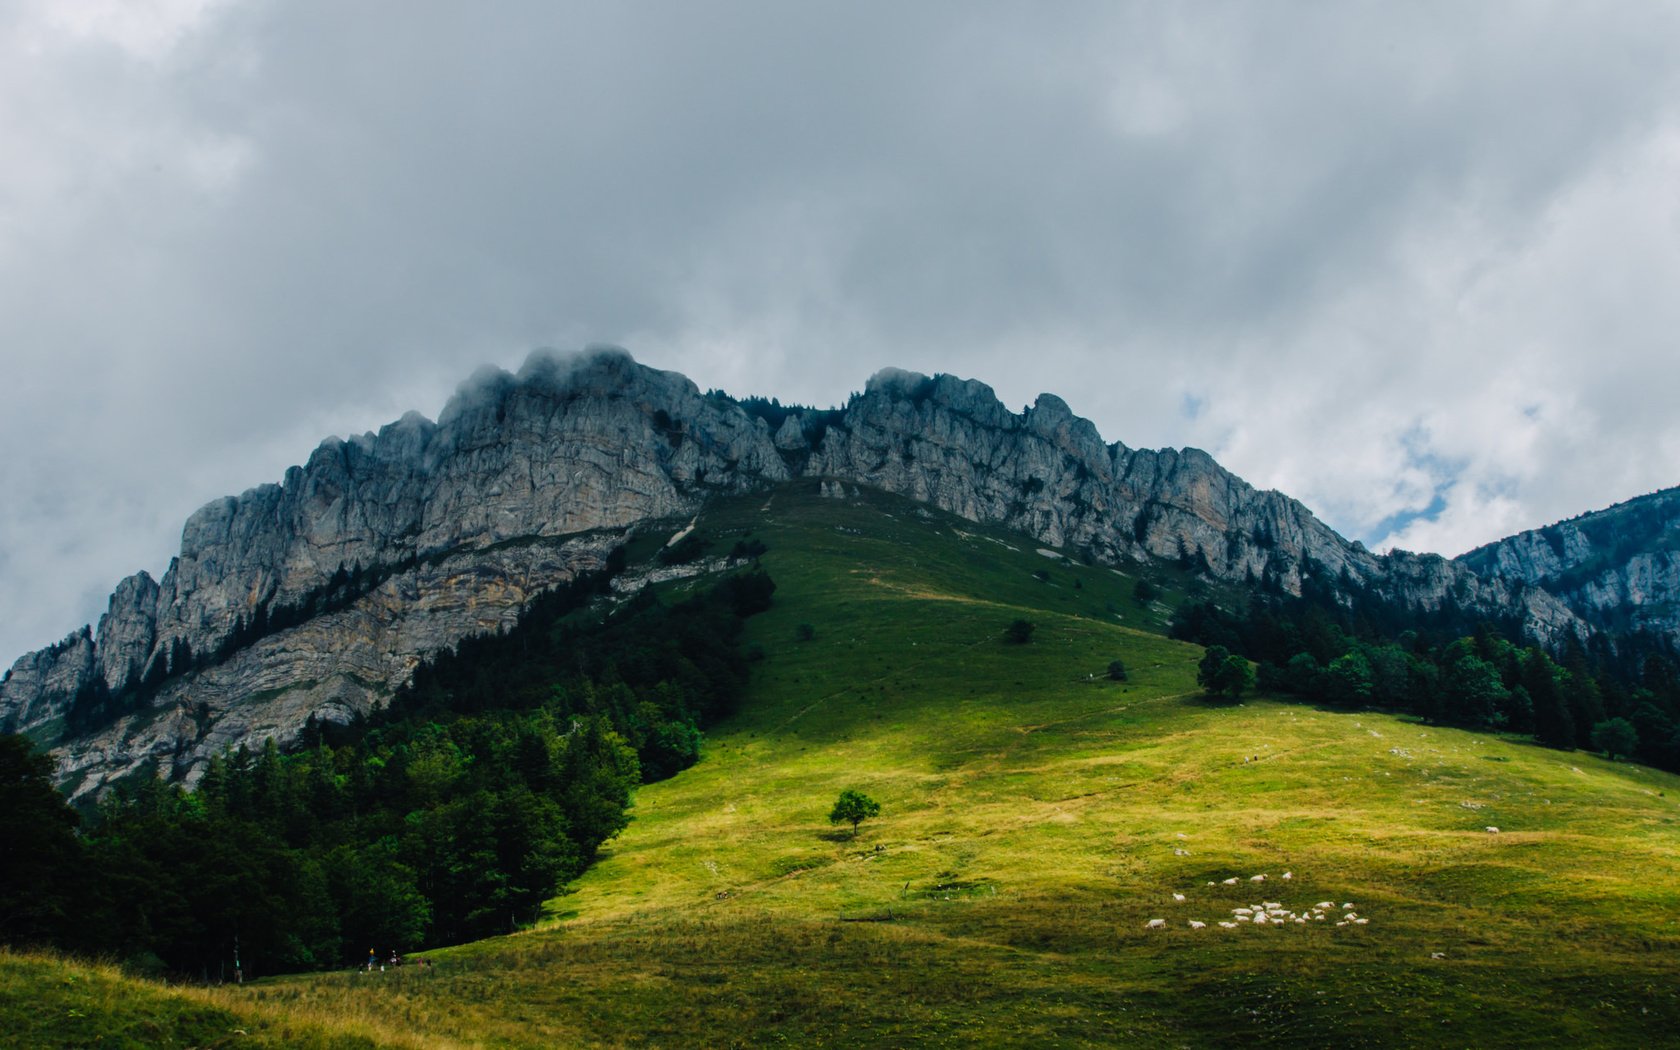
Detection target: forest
<box><xmin>1171</xmin><ymin>567</ymin><xmax>1680</xmax><ymax>773</ymax></box>
<box><xmin>1</xmin><ymin>562</ymin><xmax>775</xmax><ymax>980</ymax></box>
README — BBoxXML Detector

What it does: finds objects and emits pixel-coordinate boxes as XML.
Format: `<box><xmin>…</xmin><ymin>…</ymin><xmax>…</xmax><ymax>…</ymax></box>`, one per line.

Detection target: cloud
<box><xmin>3</xmin><ymin>1</ymin><xmax>1680</xmax><ymax>658</ymax></box>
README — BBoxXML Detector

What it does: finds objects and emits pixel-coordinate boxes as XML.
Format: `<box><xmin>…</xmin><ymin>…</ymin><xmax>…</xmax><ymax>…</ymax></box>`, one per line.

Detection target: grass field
<box><xmin>15</xmin><ymin>481</ymin><xmax>1680</xmax><ymax>1047</ymax></box>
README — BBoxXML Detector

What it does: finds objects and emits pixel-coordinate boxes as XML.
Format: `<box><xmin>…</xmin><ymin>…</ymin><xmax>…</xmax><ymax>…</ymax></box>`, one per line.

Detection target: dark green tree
<box><xmin>1197</xmin><ymin>646</ymin><xmax>1253</xmax><ymax>699</ymax></box>
<box><xmin>1441</xmin><ymin>640</ymin><xmax>1507</xmax><ymax>727</ymax></box>
<box><xmin>1107</xmin><ymin>659</ymin><xmax>1128</xmax><ymax>682</ymax></box>
<box><xmin>0</xmin><ymin>734</ymin><xmax>83</xmax><ymax>946</ymax></box>
<box><xmin>1326</xmin><ymin>649</ymin><xmax>1374</xmax><ymax>707</ymax></box>
<box><xmin>828</xmin><ymin>789</ymin><xmax>881</xmax><ymax>836</ymax></box>
<box><xmin>1520</xmin><ymin>650</ymin><xmax>1564</xmax><ymax>715</ymax></box>
<box><xmin>1004</xmin><ymin>619</ymin><xmax>1036</xmax><ymax>645</ymax></box>
<box><xmin>1591</xmin><ymin>718</ymin><xmax>1639</xmax><ymax>761</ymax></box>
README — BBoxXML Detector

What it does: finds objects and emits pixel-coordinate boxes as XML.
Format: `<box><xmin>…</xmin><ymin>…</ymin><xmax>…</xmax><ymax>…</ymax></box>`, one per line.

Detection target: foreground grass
<box><xmin>28</xmin><ymin>482</ymin><xmax>1680</xmax><ymax>1047</ymax></box>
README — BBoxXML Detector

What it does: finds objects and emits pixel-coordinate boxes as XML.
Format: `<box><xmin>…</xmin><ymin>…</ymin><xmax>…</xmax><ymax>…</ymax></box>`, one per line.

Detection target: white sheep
<box><xmin>1315</xmin><ymin>901</ymin><xmax>1335</xmax><ymax>910</ymax></box>
<box><xmin>1172</xmin><ymin>892</ymin><xmax>1186</xmax><ymax>902</ymax></box>
<box><xmin>1146</xmin><ymin>918</ymin><xmax>1166</xmax><ymax>929</ymax></box>
<box><xmin>1252</xmin><ymin>913</ymin><xmax>1269</xmax><ymax>925</ymax></box>
<box><xmin>1354</xmin><ymin>918</ymin><xmax>1369</xmax><ymax>925</ymax></box>
<box><xmin>1218</xmin><ymin>921</ymin><xmax>1238</xmax><ymax>928</ymax></box>
<box><xmin>1250</xmin><ymin>874</ymin><xmax>1268</xmax><ymax>882</ymax></box>
<box><xmin>1281</xmin><ymin>871</ymin><xmax>1293</xmax><ymax>880</ymax></box>
<box><xmin>1262</xmin><ymin>901</ymin><xmax>1282</xmax><ymax>909</ymax></box>
<box><xmin>1188</xmin><ymin>920</ymin><xmax>1206</xmax><ymax>929</ymax></box>
<box><xmin>1233</xmin><ymin>907</ymin><xmax>1254</xmax><ymax>915</ymax></box>
<box><xmin>1342</xmin><ymin>903</ymin><xmax>1355</xmax><ymax>910</ymax></box>
<box><xmin>1486</xmin><ymin>826</ymin><xmax>1500</xmax><ymax>834</ymax></box>
<box><xmin>1222</xmin><ymin>877</ymin><xmax>1239</xmax><ymax>885</ymax></box>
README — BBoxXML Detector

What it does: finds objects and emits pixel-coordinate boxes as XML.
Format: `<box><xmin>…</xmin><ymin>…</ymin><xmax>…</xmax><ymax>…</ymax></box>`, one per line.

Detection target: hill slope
<box><xmin>168</xmin><ymin>483</ymin><xmax>1680</xmax><ymax>1049</ymax></box>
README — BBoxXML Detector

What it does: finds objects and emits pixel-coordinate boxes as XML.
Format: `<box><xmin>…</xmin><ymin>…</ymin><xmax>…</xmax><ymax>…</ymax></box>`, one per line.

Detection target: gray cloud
<box><xmin>4</xmin><ymin>0</ymin><xmax>1680</xmax><ymax>658</ymax></box>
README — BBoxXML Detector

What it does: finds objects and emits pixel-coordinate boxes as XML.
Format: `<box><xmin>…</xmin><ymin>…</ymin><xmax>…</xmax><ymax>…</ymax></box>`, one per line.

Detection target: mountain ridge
<box><xmin>0</xmin><ymin>347</ymin><xmax>1592</xmax><ymax>795</ymax></box>
<box><xmin>1458</xmin><ymin>485</ymin><xmax>1680</xmax><ymax>640</ymax></box>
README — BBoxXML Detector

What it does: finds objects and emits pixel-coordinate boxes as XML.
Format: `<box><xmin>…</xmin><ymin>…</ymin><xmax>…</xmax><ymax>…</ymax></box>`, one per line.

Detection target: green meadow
<box><xmin>12</xmin><ymin>481</ymin><xmax>1680</xmax><ymax>1047</ymax></box>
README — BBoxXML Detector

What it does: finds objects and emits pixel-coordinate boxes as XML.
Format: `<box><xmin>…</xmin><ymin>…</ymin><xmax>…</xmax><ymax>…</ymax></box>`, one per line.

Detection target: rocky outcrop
<box><xmin>53</xmin><ymin>532</ymin><xmax>620</xmax><ymax>799</ymax></box>
<box><xmin>0</xmin><ymin>627</ymin><xmax>94</xmax><ymax>736</ymax></box>
<box><xmin>2</xmin><ymin>348</ymin><xmax>1590</xmax><ymax>795</ymax></box>
<box><xmin>1459</xmin><ymin>487</ymin><xmax>1680</xmax><ymax>643</ymax></box>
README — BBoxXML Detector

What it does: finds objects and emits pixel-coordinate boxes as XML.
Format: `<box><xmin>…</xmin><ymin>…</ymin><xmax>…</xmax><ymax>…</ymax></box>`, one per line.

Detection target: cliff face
<box><xmin>1458</xmin><ymin>487</ymin><xmax>1680</xmax><ymax>643</ymax></box>
<box><xmin>2</xmin><ymin>349</ymin><xmax>789</xmax><ymax>796</ymax></box>
<box><xmin>1</xmin><ymin>348</ymin><xmax>1585</xmax><ymax>796</ymax></box>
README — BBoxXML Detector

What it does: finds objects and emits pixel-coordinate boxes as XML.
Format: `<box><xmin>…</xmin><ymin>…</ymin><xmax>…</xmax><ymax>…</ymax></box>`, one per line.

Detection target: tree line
<box><xmin>1172</xmin><ymin>582</ymin><xmax>1680</xmax><ymax>771</ymax></box>
<box><xmin>2</xmin><ymin>561</ymin><xmax>776</xmax><ymax>980</ymax></box>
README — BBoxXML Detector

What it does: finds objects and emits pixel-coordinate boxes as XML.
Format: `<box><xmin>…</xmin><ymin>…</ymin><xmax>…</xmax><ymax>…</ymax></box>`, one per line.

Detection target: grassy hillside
<box><xmin>0</xmin><ymin>948</ymin><xmax>406</xmax><ymax>1049</ymax></box>
<box><xmin>28</xmin><ymin>481</ymin><xmax>1680</xmax><ymax>1047</ymax></box>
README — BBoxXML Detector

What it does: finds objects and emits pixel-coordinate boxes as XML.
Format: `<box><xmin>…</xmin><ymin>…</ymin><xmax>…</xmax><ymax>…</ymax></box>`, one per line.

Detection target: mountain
<box><xmin>11</xmin><ymin>482</ymin><xmax>1677</xmax><ymax>1048</ymax></box>
<box><xmin>1</xmin><ymin>347</ymin><xmax>1582</xmax><ymax>797</ymax></box>
<box><xmin>1459</xmin><ymin>486</ymin><xmax>1680</xmax><ymax>642</ymax></box>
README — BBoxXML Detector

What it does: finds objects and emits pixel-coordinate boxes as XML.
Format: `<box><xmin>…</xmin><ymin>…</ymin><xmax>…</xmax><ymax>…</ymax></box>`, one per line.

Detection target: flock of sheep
<box><xmin>1145</xmin><ymin>872</ymin><xmax>1371</xmax><ymax>931</ymax></box>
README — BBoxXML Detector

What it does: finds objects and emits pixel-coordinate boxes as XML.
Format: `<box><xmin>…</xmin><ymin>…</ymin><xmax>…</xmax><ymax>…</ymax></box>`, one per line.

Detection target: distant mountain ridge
<box><xmin>1459</xmin><ymin>486</ymin><xmax>1680</xmax><ymax>641</ymax></box>
<box><xmin>0</xmin><ymin>347</ymin><xmax>1589</xmax><ymax>796</ymax></box>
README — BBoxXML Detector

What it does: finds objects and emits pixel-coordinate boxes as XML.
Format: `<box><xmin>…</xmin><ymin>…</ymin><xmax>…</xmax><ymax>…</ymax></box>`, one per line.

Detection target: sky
<box><xmin>4</xmin><ymin>1</ymin><xmax>1680</xmax><ymax>660</ymax></box>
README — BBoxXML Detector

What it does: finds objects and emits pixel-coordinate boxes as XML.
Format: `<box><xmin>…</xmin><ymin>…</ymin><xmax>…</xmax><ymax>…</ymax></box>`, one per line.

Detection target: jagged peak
<box><xmin>861</xmin><ymin>368</ymin><xmax>1009</xmax><ymax>426</ymax></box>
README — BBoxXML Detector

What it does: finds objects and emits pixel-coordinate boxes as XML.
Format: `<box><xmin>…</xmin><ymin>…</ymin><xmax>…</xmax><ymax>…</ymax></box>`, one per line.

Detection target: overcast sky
<box><xmin>4</xmin><ymin>1</ymin><xmax>1680</xmax><ymax>660</ymax></box>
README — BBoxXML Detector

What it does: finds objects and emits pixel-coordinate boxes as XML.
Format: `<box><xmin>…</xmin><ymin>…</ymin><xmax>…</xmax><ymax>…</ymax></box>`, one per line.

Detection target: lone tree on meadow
<box><xmin>829</xmin><ymin>789</ymin><xmax>881</xmax><ymax>836</ymax></box>
<box><xmin>1004</xmin><ymin>619</ymin><xmax>1036</xmax><ymax>644</ymax></box>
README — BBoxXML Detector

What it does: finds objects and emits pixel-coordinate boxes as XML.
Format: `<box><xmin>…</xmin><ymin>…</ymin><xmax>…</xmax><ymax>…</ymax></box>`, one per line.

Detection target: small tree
<box><xmin>1591</xmin><ymin>717</ymin><xmax>1638</xmax><ymax>761</ymax></box>
<box><xmin>1197</xmin><ymin>645</ymin><xmax>1253</xmax><ymax>699</ymax></box>
<box><xmin>795</xmin><ymin>622</ymin><xmax>816</xmax><ymax>642</ymax></box>
<box><xmin>829</xmin><ymin>789</ymin><xmax>880</xmax><ymax>836</ymax></box>
<box><xmin>1107</xmin><ymin>659</ymin><xmax>1128</xmax><ymax>682</ymax></box>
<box><xmin>1004</xmin><ymin>619</ymin><xmax>1036</xmax><ymax>644</ymax></box>
<box><xmin>1132</xmin><ymin>579</ymin><xmax>1160</xmax><ymax>606</ymax></box>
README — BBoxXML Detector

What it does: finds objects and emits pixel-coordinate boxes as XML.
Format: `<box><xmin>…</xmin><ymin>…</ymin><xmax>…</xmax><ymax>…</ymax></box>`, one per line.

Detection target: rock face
<box><xmin>796</xmin><ymin>368</ymin><xmax>1577</xmax><ymax>642</ymax></box>
<box><xmin>2</xmin><ymin>349</ymin><xmax>789</xmax><ymax>797</ymax></box>
<box><xmin>1459</xmin><ymin>487</ymin><xmax>1680</xmax><ymax>644</ymax></box>
<box><xmin>1</xmin><ymin>348</ymin><xmax>1587</xmax><ymax>796</ymax></box>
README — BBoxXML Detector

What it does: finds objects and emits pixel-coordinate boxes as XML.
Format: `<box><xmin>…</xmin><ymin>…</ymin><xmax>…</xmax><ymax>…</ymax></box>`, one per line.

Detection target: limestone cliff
<box><xmin>1</xmin><ymin>348</ymin><xmax>1586</xmax><ymax>796</ymax></box>
<box><xmin>2</xmin><ymin>348</ymin><xmax>788</xmax><ymax>796</ymax></box>
<box><xmin>1459</xmin><ymin>487</ymin><xmax>1680</xmax><ymax>644</ymax></box>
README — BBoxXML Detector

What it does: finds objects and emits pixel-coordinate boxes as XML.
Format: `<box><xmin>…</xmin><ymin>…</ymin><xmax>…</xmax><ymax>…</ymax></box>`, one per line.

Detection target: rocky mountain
<box><xmin>1459</xmin><ymin>486</ymin><xmax>1680</xmax><ymax>642</ymax></box>
<box><xmin>1</xmin><ymin>347</ymin><xmax>1582</xmax><ymax>797</ymax></box>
